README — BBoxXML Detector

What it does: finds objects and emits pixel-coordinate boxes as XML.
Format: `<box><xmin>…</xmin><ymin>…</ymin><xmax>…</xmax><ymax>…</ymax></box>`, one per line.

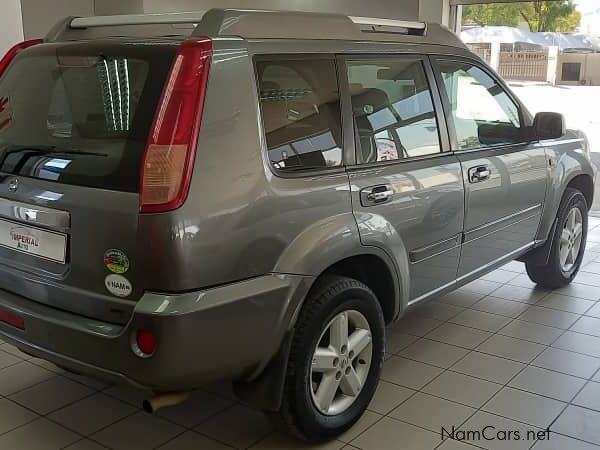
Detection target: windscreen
<box><xmin>0</xmin><ymin>41</ymin><xmax>176</xmax><ymax>192</ymax></box>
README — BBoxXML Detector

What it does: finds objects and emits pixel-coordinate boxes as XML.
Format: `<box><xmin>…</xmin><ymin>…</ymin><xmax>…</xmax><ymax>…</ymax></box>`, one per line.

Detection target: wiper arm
<box><xmin>0</xmin><ymin>145</ymin><xmax>108</xmax><ymax>174</ymax></box>
<box><xmin>0</xmin><ymin>145</ymin><xmax>107</xmax><ymax>158</ymax></box>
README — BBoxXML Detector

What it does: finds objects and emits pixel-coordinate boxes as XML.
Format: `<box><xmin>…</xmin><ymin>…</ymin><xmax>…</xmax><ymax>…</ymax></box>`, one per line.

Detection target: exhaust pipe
<box><xmin>143</xmin><ymin>391</ymin><xmax>190</xmax><ymax>413</ymax></box>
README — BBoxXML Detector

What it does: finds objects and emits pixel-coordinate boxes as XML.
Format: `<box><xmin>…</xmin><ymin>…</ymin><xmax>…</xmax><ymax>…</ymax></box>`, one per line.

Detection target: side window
<box><xmin>347</xmin><ymin>58</ymin><xmax>441</xmax><ymax>163</ymax></box>
<box><xmin>438</xmin><ymin>61</ymin><xmax>523</xmax><ymax>150</ymax></box>
<box><xmin>256</xmin><ymin>58</ymin><xmax>343</xmax><ymax>171</ymax></box>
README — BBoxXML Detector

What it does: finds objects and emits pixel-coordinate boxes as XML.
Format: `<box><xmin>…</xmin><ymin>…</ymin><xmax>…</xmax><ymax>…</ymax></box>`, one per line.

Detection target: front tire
<box><xmin>526</xmin><ymin>188</ymin><xmax>588</xmax><ymax>288</ymax></box>
<box><xmin>274</xmin><ymin>275</ymin><xmax>385</xmax><ymax>442</ymax></box>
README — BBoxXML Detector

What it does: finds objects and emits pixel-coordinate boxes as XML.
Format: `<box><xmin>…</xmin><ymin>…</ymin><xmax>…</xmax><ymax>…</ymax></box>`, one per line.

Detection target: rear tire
<box><xmin>526</xmin><ymin>188</ymin><xmax>588</xmax><ymax>289</ymax></box>
<box><xmin>274</xmin><ymin>275</ymin><xmax>385</xmax><ymax>442</ymax></box>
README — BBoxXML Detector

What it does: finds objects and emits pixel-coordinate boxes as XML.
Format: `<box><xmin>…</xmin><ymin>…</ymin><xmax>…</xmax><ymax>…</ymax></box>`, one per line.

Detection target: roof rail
<box><xmin>45</xmin><ymin>9</ymin><xmax>466</xmax><ymax>49</ymax></box>
<box><xmin>349</xmin><ymin>16</ymin><xmax>427</xmax><ymax>35</ymax></box>
<box><xmin>70</xmin><ymin>12</ymin><xmax>207</xmax><ymax>29</ymax></box>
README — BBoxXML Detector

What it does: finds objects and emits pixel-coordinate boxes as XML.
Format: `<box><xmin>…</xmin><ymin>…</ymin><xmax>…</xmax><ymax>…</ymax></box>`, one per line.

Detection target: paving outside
<box><xmin>508</xmin><ymin>82</ymin><xmax>600</xmax><ymax>214</ymax></box>
<box><xmin>1</xmin><ymin>217</ymin><xmax>600</xmax><ymax>449</ymax></box>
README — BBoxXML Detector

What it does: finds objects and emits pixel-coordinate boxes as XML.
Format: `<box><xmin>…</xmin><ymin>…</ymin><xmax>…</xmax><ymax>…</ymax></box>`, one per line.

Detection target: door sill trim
<box><xmin>406</xmin><ymin>241</ymin><xmax>535</xmax><ymax>308</ymax></box>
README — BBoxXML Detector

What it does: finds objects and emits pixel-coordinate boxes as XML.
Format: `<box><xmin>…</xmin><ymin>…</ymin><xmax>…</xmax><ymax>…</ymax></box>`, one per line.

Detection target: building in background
<box><xmin>462</xmin><ymin>25</ymin><xmax>600</xmax><ymax>85</ymax></box>
<box><xmin>578</xmin><ymin>0</ymin><xmax>600</xmax><ymax>35</ymax></box>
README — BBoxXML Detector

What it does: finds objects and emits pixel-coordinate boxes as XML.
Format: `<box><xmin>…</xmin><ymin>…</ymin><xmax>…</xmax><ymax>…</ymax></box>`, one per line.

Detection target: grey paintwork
<box><xmin>0</xmin><ymin>9</ymin><xmax>595</xmax><ymax>402</ymax></box>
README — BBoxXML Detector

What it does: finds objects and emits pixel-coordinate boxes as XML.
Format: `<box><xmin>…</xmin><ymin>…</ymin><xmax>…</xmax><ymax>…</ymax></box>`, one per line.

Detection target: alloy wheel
<box><xmin>559</xmin><ymin>206</ymin><xmax>583</xmax><ymax>273</ymax></box>
<box><xmin>309</xmin><ymin>310</ymin><xmax>373</xmax><ymax>416</ymax></box>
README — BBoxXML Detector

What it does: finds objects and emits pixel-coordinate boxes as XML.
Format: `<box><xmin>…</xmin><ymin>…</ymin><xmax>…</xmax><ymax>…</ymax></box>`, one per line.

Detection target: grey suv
<box><xmin>0</xmin><ymin>9</ymin><xmax>595</xmax><ymax>441</ymax></box>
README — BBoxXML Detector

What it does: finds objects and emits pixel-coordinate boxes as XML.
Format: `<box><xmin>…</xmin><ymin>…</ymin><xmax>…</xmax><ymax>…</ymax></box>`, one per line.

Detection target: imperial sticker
<box><xmin>10</xmin><ymin>227</ymin><xmax>40</xmax><ymax>251</ymax></box>
<box><xmin>105</xmin><ymin>274</ymin><xmax>132</xmax><ymax>297</ymax></box>
<box><xmin>0</xmin><ymin>219</ymin><xmax>66</xmax><ymax>263</ymax></box>
<box><xmin>104</xmin><ymin>249</ymin><xmax>130</xmax><ymax>274</ymax></box>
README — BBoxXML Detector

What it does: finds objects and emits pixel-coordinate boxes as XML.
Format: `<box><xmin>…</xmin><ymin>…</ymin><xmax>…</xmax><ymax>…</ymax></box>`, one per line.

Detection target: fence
<box><xmin>466</xmin><ymin>43</ymin><xmax>492</xmax><ymax>64</ymax></box>
<box><xmin>466</xmin><ymin>43</ymin><xmax>550</xmax><ymax>82</ymax></box>
<box><xmin>498</xmin><ymin>48</ymin><xmax>549</xmax><ymax>81</ymax></box>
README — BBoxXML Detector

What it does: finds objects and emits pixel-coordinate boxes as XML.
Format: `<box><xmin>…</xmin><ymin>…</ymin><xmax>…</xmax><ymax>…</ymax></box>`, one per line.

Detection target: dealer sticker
<box><xmin>104</xmin><ymin>249</ymin><xmax>130</xmax><ymax>274</ymax></box>
<box><xmin>105</xmin><ymin>274</ymin><xmax>132</xmax><ymax>297</ymax></box>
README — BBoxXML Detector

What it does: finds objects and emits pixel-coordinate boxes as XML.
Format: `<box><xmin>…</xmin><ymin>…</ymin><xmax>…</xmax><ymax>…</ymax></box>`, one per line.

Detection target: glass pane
<box><xmin>0</xmin><ymin>44</ymin><xmax>174</xmax><ymax>192</ymax></box>
<box><xmin>256</xmin><ymin>59</ymin><xmax>343</xmax><ymax>171</ymax></box>
<box><xmin>439</xmin><ymin>61</ymin><xmax>523</xmax><ymax>150</ymax></box>
<box><xmin>347</xmin><ymin>59</ymin><xmax>441</xmax><ymax>163</ymax></box>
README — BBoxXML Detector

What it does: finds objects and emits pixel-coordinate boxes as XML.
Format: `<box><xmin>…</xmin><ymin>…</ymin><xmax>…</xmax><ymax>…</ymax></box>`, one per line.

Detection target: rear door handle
<box><xmin>360</xmin><ymin>185</ymin><xmax>394</xmax><ymax>206</ymax></box>
<box><xmin>468</xmin><ymin>165</ymin><xmax>491</xmax><ymax>183</ymax></box>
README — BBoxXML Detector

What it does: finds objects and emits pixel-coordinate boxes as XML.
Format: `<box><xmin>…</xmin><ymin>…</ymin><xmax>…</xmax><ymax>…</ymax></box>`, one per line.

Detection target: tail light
<box><xmin>139</xmin><ymin>37</ymin><xmax>212</xmax><ymax>213</ymax></box>
<box><xmin>0</xmin><ymin>39</ymin><xmax>43</xmax><ymax>77</ymax></box>
<box><xmin>0</xmin><ymin>307</ymin><xmax>24</xmax><ymax>330</ymax></box>
<box><xmin>134</xmin><ymin>330</ymin><xmax>157</xmax><ymax>357</ymax></box>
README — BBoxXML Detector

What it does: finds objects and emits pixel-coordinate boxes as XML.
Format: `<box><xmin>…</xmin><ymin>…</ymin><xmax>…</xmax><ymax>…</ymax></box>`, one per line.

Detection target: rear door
<box><xmin>0</xmin><ymin>40</ymin><xmax>176</xmax><ymax>324</ymax></box>
<box><xmin>432</xmin><ymin>57</ymin><xmax>548</xmax><ymax>277</ymax></box>
<box><xmin>340</xmin><ymin>55</ymin><xmax>465</xmax><ymax>302</ymax></box>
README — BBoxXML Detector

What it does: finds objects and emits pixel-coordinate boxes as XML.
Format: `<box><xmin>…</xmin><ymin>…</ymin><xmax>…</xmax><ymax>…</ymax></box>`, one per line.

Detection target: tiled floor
<box><xmin>3</xmin><ymin>218</ymin><xmax>600</xmax><ymax>449</ymax></box>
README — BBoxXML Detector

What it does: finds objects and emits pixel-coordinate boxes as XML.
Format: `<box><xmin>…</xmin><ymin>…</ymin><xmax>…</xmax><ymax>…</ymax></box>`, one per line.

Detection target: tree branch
<box><xmin>519</xmin><ymin>9</ymin><xmax>533</xmax><ymax>31</ymax></box>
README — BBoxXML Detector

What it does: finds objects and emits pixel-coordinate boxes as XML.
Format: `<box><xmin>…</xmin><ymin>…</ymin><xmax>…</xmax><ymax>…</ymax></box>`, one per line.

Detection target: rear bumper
<box><xmin>0</xmin><ymin>274</ymin><xmax>311</xmax><ymax>390</ymax></box>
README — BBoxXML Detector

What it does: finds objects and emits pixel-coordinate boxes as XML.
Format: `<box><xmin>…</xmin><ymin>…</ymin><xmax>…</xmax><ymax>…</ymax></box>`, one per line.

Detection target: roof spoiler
<box><xmin>70</xmin><ymin>12</ymin><xmax>207</xmax><ymax>29</ymax></box>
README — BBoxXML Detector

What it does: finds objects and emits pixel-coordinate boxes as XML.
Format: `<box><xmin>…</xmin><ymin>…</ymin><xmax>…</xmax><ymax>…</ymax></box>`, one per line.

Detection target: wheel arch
<box><xmin>566</xmin><ymin>173</ymin><xmax>594</xmax><ymax>210</ymax></box>
<box><xmin>522</xmin><ymin>175</ymin><xmax>593</xmax><ymax>266</ymax></box>
<box><xmin>311</xmin><ymin>253</ymin><xmax>399</xmax><ymax>325</ymax></box>
<box><xmin>234</xmin><ymin>249</ymin><xmax>403</xmax><ymax>412</ymax></box>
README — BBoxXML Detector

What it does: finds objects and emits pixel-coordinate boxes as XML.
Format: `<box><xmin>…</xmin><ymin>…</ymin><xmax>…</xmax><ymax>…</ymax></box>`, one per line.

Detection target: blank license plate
<box><xmin>0</xmin><ymin>218</ymin><xmax>66</xmax><ymax>263</ymax></box>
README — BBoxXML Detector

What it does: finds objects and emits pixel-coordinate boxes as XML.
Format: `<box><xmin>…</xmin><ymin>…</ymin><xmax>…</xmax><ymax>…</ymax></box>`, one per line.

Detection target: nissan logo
<box><xmin>8</xmin><ymin>178</ymin><xmax>18</xmax><ymax>193</ymax></box>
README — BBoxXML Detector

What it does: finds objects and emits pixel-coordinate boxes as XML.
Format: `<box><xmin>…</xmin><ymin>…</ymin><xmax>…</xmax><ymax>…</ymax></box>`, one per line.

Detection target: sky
<box><xmin>577</xmin><ymin>0</ymin><xmax>600</xmax><ymax>34</ymax></box>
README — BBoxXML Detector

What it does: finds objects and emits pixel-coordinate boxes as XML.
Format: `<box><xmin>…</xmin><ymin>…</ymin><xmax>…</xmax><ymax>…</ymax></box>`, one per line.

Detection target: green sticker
<box><xmin>104</xmin><ymin>249</ymin><xmax>130</xmax><ymax>274</ymax></box>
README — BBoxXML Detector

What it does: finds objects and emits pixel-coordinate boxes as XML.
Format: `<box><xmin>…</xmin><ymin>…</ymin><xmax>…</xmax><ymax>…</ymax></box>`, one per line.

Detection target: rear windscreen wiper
<box><xmin>0</xmin><ymin>145</ymin><xmax>108</xmax><ymax>158</ymax></box>
<box><xmin>0</xmin><ymin>145</ymin><xmax>108</xmax><ymax>173</ymax></box>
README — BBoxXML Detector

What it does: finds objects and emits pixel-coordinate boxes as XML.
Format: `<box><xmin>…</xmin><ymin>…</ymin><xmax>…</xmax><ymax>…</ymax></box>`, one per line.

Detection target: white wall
<box><xmin>94</xmin><ymin>0</ymin><xmax>143</xmax><ymax>15</ymax></box>
<box><xmin>143</xmin><ymin>0</ymin><xmax>420</xmax><ymax>20</ymax></box>
<box><xmin>419</xmin><ymin>0</ymin><xmax>450</xmax><ymax>26</ymax></box>
<box><xmin>20</xmin><ymin>0</ymin><xmax>94</xmax><ymax>38</ymax></box>
<box><xmin>0</xmin><ymin>0</ymin><xmax>25</xmax><ymax>56</ymax></box>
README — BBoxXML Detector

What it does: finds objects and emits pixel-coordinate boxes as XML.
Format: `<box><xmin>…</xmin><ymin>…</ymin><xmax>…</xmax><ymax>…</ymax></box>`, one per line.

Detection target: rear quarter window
<box><xmin>255</xmin><ymin>58</ymin><xmax>343</xmax><ymax>172</ymax></box>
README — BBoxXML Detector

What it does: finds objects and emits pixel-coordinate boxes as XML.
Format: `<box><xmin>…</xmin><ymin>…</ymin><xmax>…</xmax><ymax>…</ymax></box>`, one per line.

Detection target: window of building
<box><xmin>562</xmin><ymin>62</ymin><xmax>581</xmax><ymax>82</ymax></box>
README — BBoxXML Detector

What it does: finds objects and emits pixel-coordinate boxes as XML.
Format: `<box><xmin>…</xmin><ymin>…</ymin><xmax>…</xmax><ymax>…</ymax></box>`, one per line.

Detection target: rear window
<box><xmin>0</xmin><ymin>42</ymin><xmax>175</xmax><ymax>192</ymax></box>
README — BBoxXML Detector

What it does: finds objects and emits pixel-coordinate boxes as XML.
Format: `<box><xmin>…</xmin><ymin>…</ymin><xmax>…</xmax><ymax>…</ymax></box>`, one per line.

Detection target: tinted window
<box><xmin>439</xmin><ymin>61</ymin><xmax>522</xmax><ymax>150</ymax></box>
<box><xmin>0</xmin><ymin>43</ymin><xmax>174</xmax><ymax>192</ymax></box>
<box><xmin>347</xmin><ymin>59</ymin><xmax>441</xmax><ymax>163</ymax></box>
<box><xmin>256</xmin><ymin>59</ymin><xmax>343</xmax><ymax>171</ymax></box>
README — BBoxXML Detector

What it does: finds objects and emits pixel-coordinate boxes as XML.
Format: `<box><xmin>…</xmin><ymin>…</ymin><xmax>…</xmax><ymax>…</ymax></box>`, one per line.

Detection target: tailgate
<box><xmin>0</xmin><ymin>40</ymin><xmax>176</xmax><ymax>324</ymax></box>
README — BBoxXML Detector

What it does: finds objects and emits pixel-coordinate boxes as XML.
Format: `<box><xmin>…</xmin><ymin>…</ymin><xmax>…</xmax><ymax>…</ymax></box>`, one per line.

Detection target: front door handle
<box><xmin>360</xmin><ymin>185</ymin><xmax>394</xmax><ymax>206</ymax></box>
<box><xmin>468</xmin><ymin>165</ymin><xmax>491</xmax><ymax>183</ymax></box>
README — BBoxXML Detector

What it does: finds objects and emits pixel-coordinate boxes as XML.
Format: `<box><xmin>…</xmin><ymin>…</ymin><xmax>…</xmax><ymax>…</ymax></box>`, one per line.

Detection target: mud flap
<box><xmin>233</xmin><ymin>330</ymin><xmax>293</xmax><ymax>412</ymax></box>
<box><xmin>517</xmin><ymin>217</ymin><xmax>559</xmax><ymax>266</ymax></box>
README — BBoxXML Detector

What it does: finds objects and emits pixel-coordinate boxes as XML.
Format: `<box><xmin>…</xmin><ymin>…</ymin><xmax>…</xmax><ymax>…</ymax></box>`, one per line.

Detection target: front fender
<box><xmin>536</xmin><ymin>137</ymin><xmax>595</xmax><ymax>242</ymax></box>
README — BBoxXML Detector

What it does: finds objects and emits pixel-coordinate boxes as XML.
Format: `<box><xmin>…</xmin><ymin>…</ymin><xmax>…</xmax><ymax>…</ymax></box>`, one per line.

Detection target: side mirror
<box><xmin>533</xmin><ymin>112</ymin><xmax>565</xmax><ymax>141</ymax></box>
